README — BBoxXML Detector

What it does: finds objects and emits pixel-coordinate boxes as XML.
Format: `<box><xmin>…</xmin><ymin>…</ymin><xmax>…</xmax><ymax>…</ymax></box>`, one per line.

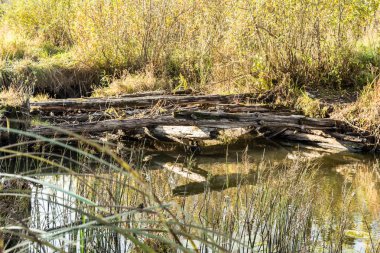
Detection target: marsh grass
<box><xmin>0</xmin><ymin>126</ymin><xmax>379</xmax><ymax>252</ymax></box>
<box><xmin>0</xmin><ymin>127</ymin><xmax>229</xmax><ymax>252</ymax></box>
<box><xmin>92</xmin><ymin>67</ymin><xmax>170</xmax><ymax>97</ymax></box>
<box><xmin>0</xmin><ymin>0</ymin><xmax>379</xmax><ymax>96</ymax></box>
<box><xmin>0</xmin><ymin>85</ymin><xmax>27</xmax><ymax>107</ymax></box>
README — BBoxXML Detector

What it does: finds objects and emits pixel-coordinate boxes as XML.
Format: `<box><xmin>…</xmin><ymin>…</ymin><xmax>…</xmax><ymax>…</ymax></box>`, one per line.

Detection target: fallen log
<box><xmin>30</xmin><ymin>117</ymin><xmax>185</xmax><ymax>136</ymax></box>
<box><xmin>39</xmin><ymin>112</ymin><xmax>112</xmax><ymax>123</ymax></box>
<box><xmin>174</xmin><ymin>110</ymin><xmax>341</xmax><ymax>129</ymax></box>
<box><xmin>33</xmin><ymin>104</ymin><xmax>289</xmax><ymax>126</ymax></box>
<box><xmin>278</xmin><ymin>130</ymin><xmax>369</xmax><ymax>152</ymax></box>
<box><xmin>97</xmin><ymin>89</ymin><xmax>194</xmax><ymax>98</ymax></box>
<box><xmin>30</xmin><ymin>93</ymin><xmax>256</xmax><ymax>112</ymax></box>
<box><xmin>29</xmin><ymin>116</ymin><xmax>259</xmax><ymax>139</ymax></box>
<box><xmin>29</xmin><ymin>110</ymin><xmax>342</xmax><ymax>137</ymax></box>
<box><xmin>220</xmin><ymin>104</ymin><xmax>292</xmax><ymax>114</ymax></box>
<box><xmin>27</xmin><ymin>108</ymin><xmax>377</xmax><ymax>152</ymax></box>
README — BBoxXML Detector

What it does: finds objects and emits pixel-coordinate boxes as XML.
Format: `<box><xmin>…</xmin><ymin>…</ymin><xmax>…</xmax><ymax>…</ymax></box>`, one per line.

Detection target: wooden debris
<box><xmin>30</xmin><ymin>93</ymin><xmax>256</xmax><ymax>112</ymax></box>
<box><xmin>174</xmin><ymin>110</ymin><xmax>340</xmax><ymax>130</ymax></box>
<box><xmin>280</xmin><ymin>130</ymin><xmax>368</xmax><ymax>152</ymax></box>
<box><xmin>29</xmin><ymin>112</ymin><xmax>338</xmax><ymax>136</ymax></box>
<box><xmin>23</xmin><ymin>92</ymin><xmax>378</xmax><ymax>153</ymax></box>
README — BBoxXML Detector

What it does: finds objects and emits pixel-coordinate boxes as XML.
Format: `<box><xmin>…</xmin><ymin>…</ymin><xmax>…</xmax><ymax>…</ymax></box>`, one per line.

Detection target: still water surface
<box><xmin>26</xmin><ymin>140</ymin><xmax>380</xmax><ymax>252</ymax></box>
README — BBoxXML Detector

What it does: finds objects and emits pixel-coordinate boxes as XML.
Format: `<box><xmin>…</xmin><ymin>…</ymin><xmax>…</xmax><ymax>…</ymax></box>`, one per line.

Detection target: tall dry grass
<box><xmin>334</xmin><ymin>76</ymin><xmax>380</xmax><ymax>144</ymax></box>
<box><xmin>0</xmin><ymin>0</ymin><xmax>379</xmax><ymax>95</ymax></box>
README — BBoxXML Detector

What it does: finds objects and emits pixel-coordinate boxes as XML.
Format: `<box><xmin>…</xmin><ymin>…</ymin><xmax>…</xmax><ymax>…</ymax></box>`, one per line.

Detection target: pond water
<box><xmin>3</xmin><ymin>138</ymin><xmax>380</xmax><ymax>252</ymax></box>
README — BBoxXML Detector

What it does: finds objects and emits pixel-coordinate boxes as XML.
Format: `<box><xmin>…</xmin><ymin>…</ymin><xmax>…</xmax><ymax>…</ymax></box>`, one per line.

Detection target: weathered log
<box><xmin>278</xmin><ymin>130</ymin><xmax>369</xmax><ymax>152</ymax></box>
<box><xmin>30</xmin><ymin>93</ymin><xmax>256</xmax><ymax>112</ymax></box>
<box><xmin>30</xmin><ymin>116</ymin><xmax>258</xmax><ymax>138</ymax></box>
<box><xmin>174</xmin><ymin>110</ymin><xmax>341</xmax><ymax>129</ymax></box>
<box><xmin>34</xmin><ymin>104</ymin><xmax>290</xmax><ymax>125</ymax></box>
<box><xmin>220</xmin><ymin>104</ymin><xmax>292</xmax><ymax>114</ymax></box>
<box><xmin>28</xmin><ymin>108</ymin><xmax>377</xmax><ymax>152</ymax></box>
<box><xmin>39</xmin><ymin>112</ymin><xmax>113</xmax><ymax>123</ymax></box>
<box><xmin>113</xmin><ymin>89</ymin><xmax>195</xmax><ymax>98</ymax></box>
<box><xmin>29</xmin><ymin>110</ymin><xmax>342</xmax><ymax>137</ymax></box>
<box><xmin>30</xmin><ymin>116</ymin><xmax>181</xmax><ymax>136</ymax></box>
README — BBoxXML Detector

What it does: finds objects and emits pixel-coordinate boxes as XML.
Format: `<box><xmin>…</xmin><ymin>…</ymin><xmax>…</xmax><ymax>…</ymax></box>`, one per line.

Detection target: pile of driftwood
<box><xmin>28</xmin><ymin>91</ymin><xmax>377</xmax><ymax>153</ymax></box>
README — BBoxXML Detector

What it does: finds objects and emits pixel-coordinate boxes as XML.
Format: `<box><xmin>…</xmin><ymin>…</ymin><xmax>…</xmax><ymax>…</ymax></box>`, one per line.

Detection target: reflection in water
<box><xmin>9</xmin><ymin>141</ymin><xmax>380</xmax><ymax>252</ymax></box>
<box><xmin>29</xmin><ymin>174</ymin><xmax>135</xmax><ymax>252</ymax></box>
<box><xmin>30</xmin><ymin>176</ymin><xmax>77</xmax><ymax>252</ymax></box>
<box><xmin>172</xmin><ymin>173</ymin><xmax>257</xmax><ymax>196</ymax></box>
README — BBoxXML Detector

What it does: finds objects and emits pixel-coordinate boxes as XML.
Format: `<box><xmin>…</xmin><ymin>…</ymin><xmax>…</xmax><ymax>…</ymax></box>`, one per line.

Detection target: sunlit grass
<box><xmin>0</xmin><ymin>0</ymin><xmax>379</xmax><ymax>96</ymax></box>
<box><xmin>92</xmin><ymin>68</ymin><xmax>170</xmax><ymax>97</ymax></box>
<box><xmin>0</xmin><ymin>86</ymin><xmax>26</xmax><ymax>107</ymax></box>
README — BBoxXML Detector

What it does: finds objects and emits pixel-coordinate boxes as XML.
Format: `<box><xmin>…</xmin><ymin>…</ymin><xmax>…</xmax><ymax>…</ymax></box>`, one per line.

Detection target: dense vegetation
<box><xmin>1</xmin><ymin>1</ymin><xmax>380</xmax><ymax>252</ymax></box>
<box><xmin>0</xmin><ymin>0</ymin><xmax>379</xmax><ymax>97</ymax></box>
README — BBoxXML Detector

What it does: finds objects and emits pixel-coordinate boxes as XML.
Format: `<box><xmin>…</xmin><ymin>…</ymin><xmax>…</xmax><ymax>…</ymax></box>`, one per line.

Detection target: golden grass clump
<box><xmin>92</xmin><ymin>68</ymin><xmax>169</xmax><ymax>97</ymax></box>
<box><xmin>30</xmin><ymin>93</ymin><xmax>49</xmax><ymax>102</ymax></box>
<box><xmin>0</xmin><ymin>86</ymin><xmax>26</xmax><ymax>107</ymax></box>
